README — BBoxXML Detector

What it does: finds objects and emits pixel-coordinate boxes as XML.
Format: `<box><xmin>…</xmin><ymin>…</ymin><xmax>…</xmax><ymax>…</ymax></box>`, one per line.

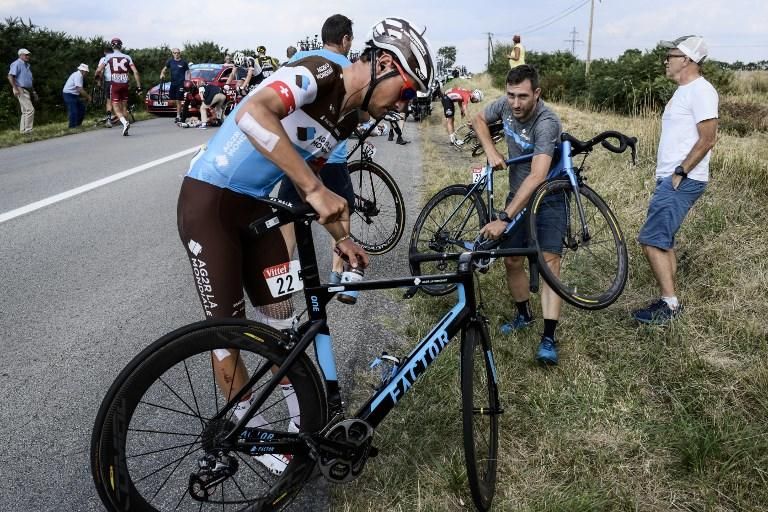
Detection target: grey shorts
<box><xmin>499</xmin><ymin>190</ymin><xmax>567</xmax><ymax>255</ymax></box>
<box><xmin>638</xmin><ymin>175</ymin><xmax>707</xmax><ymax>250</ymax></box>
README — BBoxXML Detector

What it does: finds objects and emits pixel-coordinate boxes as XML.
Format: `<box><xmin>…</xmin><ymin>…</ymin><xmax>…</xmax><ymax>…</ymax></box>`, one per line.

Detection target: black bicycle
<box><xmin>409</xmin><ymin>130</ymin><xmax>636</xmax><ymax>309</ymax></box>
<box><xmin>90</xmin><ymin>198</ymin><xmax>525</xmax><ymax>511</ymax></box>
<box><xmin>346</xmin><ymin>117</ymin><xmax>406</xmax><ymax>255</ymax></box>
<box><xmin>453</xmin><ymin>120</ymin><xmax>504</xmax><ymax>157</ymax></box>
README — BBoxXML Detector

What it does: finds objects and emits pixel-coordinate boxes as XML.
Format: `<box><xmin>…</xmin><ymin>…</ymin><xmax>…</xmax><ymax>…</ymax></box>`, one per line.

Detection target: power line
<box><xmin>496</xmin><ymin>0</ymin><xmax>590</xmax><ymax>37</ymax></box>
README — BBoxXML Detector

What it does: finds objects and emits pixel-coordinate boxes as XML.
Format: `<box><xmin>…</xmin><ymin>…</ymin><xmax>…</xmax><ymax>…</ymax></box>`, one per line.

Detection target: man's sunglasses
<box><xmin>391</xmin><ymin>60</ymin><xmax>418</xmax><ymax>101</ymax></box>
<box><xmin>664</xmin><ymin>53</ymin><xmax>686</xmax><ymax>62</ymax></box>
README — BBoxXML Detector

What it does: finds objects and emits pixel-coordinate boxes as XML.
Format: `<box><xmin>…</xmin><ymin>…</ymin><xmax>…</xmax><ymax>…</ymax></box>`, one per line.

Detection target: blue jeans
<box><xmin>63</xmin><ymin>92</ymin><xmax>85</xmax><ymax>128</ymax></box>
<box><xmin>638</xmin><ymin>175</ymin><xmax>707</xmax><ymax>250</ymax></box>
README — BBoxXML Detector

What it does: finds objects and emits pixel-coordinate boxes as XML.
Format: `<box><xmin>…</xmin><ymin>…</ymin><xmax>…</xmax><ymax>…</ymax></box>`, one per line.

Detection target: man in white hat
<box><xmin>633</xmin><ymin>35</ymin><xmax>719</xmax><ymax>325</ymax></box>
<box><xmin>62</xmin><ymin>63</ymin><xmax>92</xmax><ymax>128</ymax></box>
<box><xmin>7</xmin><ymin>48</ymin><xmax>36</xmax><ymax>133</ymax></box>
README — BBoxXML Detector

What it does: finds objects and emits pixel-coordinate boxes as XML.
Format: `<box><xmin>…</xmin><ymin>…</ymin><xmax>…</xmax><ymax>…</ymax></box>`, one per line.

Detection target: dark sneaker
<box><xmin>396</xmin><ymin>138</ymin><xmax>410</xmax><ymax>145</ymax></box>
<box><xmin>387</xmin><ymin>131</ymin><xmax>394</xmax><ymax>141</ymax></box>
<box><xmin>536</xmin><ymin>336</ymin><xmax>558</xmax><ymax>366</ymax></box>
<box><xmin>500</xmin><ymin>313</ymin><xmax>534</xmax><ymax>335</ymax></box>
<box><xmin>174</xmin><ymin>117</ymin><xmax>181</xmax><ymax>123</ymax></box>
<box><xmin>122</xmin><ymin>122</ymin><xmax>131</xmax><ymax>136</ymax></box>
<box><xmin>632</xmin><ymin>299</ymin><xmax>683</xmax><ymax>325</ymax></box>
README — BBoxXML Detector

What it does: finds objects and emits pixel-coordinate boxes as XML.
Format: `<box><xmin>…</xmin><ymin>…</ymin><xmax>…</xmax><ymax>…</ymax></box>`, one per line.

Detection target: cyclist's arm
<box><xmin>95</xmin><ymin>61</ymin><xmax>105</xmax><ymax>81</ymax></box>
<box><xmin>234</xmin><ymin>88</ymin><xmax>335</xmax><ymax>221</ymax></box>
<box><xmin>130</xmin><ymin>64</ymin><xmax>141</xmax><ymax>89</ymax></box>
<box><xmin>472</xmin><ymin>110</ymin><xmax>506</xmax><ymax>169</ymax></box>
<box><xmin>159</xmin><ymin>65</ymin><xmax>168</xmax><ymax>80</ymax></box>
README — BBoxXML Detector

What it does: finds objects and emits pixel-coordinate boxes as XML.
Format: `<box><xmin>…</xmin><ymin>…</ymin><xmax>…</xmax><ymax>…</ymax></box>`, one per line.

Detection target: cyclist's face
<box><xmin>505</xmin><ymin>80</ymin><xmax>540</xmax><ymax>121</ymax></box>
<box><xmin>367</xmin><ymin>58</ymin><xmax>414</xmax><ymax>116</ymax></box>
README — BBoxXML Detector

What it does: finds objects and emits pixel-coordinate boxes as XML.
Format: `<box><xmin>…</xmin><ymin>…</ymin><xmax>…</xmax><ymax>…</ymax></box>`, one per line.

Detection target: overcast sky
<box><xmin>2</xmin><ymin>0</ymin><xmax>766</xmax><ymax>71</ymax></box>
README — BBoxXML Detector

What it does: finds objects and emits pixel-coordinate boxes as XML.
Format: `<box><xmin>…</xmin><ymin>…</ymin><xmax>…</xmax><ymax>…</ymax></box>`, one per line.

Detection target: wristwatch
<box><xmin>674</xmin><ymin>165</ymin><xmax>687</xmax><ymax>178</ymax></box>
<box><xmin>496</xmin><ymin>210</ymin><xmax>511</xmax><ymax>223</ymax></box>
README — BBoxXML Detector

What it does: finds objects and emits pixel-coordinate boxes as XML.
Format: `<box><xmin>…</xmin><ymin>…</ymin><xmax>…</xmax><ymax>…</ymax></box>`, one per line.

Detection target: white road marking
<box><xmin>0</xmin><ymin>146</ymin><xmax>199</xmax><ymax>225</ymax></box>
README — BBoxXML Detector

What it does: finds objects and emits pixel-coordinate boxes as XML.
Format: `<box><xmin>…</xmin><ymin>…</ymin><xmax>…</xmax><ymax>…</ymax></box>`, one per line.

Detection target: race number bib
<box><xmin>263</xmin><ymin>260</ymin><xmax>304</xmax><ymax>297</ymax></box>
<box><xmin>471</xmin><ymin>167</ymin><xmax>484</xmax><ymax>184</ymax></box>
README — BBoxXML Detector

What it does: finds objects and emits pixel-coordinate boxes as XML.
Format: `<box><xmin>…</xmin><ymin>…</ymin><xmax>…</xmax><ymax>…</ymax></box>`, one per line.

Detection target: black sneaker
<box><xmin>174</xmin><ymin>117</ymin><xmax>181</xmax><ymax>123</ymax></box>
<box><xmin>396</xmin><ymin>138</ymin><xmax>410</xmax><ymax>145</ymax></box>
<box><xmin>632</xmin><ymin>299</ymin><xmax>683</xmax><ymax>325</ymax></box>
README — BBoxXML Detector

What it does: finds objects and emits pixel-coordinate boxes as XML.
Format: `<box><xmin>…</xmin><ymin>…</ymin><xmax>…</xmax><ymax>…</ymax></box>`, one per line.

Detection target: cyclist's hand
<box><xmin>480</xmin><ymin>220</ymin><xmax>508</xmax><ymax>240</ymax></box>
<box><xmin>335</xmin><ymin>239</ymin><xmax>369</xmax><ymax>269</ymax></box>
<box><xmin>487</xmin><ymin>149</ymin><xmax>507</xmax><ymax>170</ymax></box>
<box><xmin>305</xmin><ymin>187</ymin><xmax>348</xmax><ymax>225</ymax></box>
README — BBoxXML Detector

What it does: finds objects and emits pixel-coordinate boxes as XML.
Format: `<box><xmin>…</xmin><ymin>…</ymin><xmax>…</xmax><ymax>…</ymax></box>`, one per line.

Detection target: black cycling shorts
<box><xmin>177</xmin><ymin>177</ymin><xmax>290</xmax><ymax>319</ymax></box>
<box><xmin>277</xmin><ymin>162</ymin><xmax>355</xmax><ymax>211</ymax></box>
<box><xmin>441</xmin><ymin>95</ymin><xmax>456</xmax><ymax>118</ymax></box>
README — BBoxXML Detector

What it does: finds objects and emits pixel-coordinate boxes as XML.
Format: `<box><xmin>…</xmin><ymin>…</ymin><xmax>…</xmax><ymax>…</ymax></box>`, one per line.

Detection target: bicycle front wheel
<box><xmin>91</xmin><ymin>320</ymin><xmax>327</xmax><ymax>512</ymax></box>
<box><xmin>409</xmin><ymin>185</ymin><xmax>488</xmax><ymax>296</ymax></box>
<box><xmin>461</xmin><ymin>320</ymin><xmax>499</xmax><ymax>512</ymax></box>
<box><xmin>348</xmin><ymin>160</ymin><xmax>406</xmax><ymax>255</ymax></box>
<box><xmin>529</xmin><ymin>180</ymin><xmax>628</xmax><ymax>310</ymax></box>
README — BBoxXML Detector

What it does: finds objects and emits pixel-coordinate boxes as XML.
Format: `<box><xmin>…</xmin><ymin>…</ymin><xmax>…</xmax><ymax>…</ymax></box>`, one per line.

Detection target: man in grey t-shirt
<box><xmin>473</xmin><ymin>64</ymin><xmax>564</xmax><ymax>365</ymax></box>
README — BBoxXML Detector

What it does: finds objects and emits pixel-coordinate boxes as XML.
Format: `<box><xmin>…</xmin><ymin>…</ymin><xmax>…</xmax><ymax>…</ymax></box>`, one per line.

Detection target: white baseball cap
<box><xmin>78</xmin><ymin>63</ymin><xmax>90</xmax><ymax>72</ymax></box>
<box><xmin>660</xmin><ymin>35</ymin><xmax>708</xmax><ymax>64</ymax></box>
<box><xmin>18</xmin><ymin>48</ymin><xmax>31</xmax><ymax>56</ymax></box>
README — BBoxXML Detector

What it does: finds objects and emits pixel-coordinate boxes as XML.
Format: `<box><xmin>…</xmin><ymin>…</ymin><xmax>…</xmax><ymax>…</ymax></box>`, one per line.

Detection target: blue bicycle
<box><xmin>408</xmin><ymin>131</ymin><xmax>637</xmax><ymax>309</ymax></box>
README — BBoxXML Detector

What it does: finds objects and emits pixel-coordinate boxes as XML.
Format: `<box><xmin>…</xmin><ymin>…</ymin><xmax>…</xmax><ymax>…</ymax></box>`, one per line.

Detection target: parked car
<box><xmin>145</xmin><ymin>63</ymin><xmax>236</xmax><ymax>116</ymax></box>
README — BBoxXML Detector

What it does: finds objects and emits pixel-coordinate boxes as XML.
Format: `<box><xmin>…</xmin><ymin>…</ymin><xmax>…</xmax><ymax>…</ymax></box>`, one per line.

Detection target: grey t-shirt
<box><xmin>484</xmin><ymin>97</ymin><xmax>561</xmax><ymax>193</ymax></box>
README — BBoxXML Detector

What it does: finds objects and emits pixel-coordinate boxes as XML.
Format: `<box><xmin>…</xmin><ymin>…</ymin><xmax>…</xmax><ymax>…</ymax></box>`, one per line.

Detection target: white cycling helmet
<box><xmin>233</xmin><ymin>51</ymin><xmax>246</xmax><ymax>67</ymax></box>
<box><xmin>470</xmin><ymin>89</ymin><xmax>483</xmax><ymax>102</ymax></box>
<box><xmin>366</xmin><ymin>17</ymin><xmax>435</xmax><ymax>92</ymax></box>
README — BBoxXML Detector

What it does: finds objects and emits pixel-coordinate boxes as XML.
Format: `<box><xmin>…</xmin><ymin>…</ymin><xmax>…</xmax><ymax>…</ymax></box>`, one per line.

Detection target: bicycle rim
<box><xmin>529</xmin><ymin>180</ymin><xmax>628</xmax><ymax>310</ymax></box>
<box><xmin>348</xmin><ymin>160</ymin><xmax>405</xmax><ymax>255</ymax></box>
<box><xmin>91</xmin><ymin>321</ymin><xmax>327</xmax><ymax>512</ymax></box>
<box><xmin>409</xmin><ymin>185</ymin><xmax>487</xmax><ymax>296</ymax></box>
<box><xmin>461</xmin><ymin>321</ymin><xmax>499</xmax><ymax>511</ymax></box>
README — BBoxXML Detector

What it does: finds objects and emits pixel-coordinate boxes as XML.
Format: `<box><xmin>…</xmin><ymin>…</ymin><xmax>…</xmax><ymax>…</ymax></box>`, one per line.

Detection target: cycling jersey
<box><xmin>255</xmin><ymin>55</ymin><xmax>279</xmax><ymax>82</ymax></box>
<box><xmin>106</xmin><ymin>50</ymin><xmax>134</xmax><ymax>84</ymax></box>
<box><xmin>186</xmin><ymin>54</ymin><xmax>358</xmax><ymax>199</ymax></box>
<box><xmin>444</xmin><ymin>87</ymin><xmax>472</xmax><ymax>107</ymax></box>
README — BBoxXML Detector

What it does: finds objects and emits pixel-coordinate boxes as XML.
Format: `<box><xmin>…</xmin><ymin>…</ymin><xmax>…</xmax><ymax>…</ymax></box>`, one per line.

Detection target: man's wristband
<box><xmin>335</xmin><ymin>234</ymin><xmax>351</xmax><ymax>246</ymax></box>
<box><xmin>674</xmin><ymin>165</ymin><xmax>687</xmax><ymax>178</ymax></box>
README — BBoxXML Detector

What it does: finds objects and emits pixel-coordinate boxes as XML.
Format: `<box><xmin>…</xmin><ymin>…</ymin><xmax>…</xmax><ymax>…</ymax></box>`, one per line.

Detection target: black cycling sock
<box><xmin>516</xmin><ymin>300</ymin><xmax>533</xmax><ymax>320</ymax></box>
<box><xmin>543</xmin><ymin>319</ymin><xmax>558</xmax><ymax>339</ymax></box>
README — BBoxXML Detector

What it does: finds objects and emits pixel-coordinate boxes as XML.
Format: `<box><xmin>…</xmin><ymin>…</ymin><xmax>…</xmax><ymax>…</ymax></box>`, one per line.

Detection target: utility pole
<box><xmin>485</xmin><ymin>32</ymin><xmax>494</xmax><ymax>70</ymax></box>
<box><xmin>585</xmin><ymin>0</ymin><xmax>596</xmax><ymax>75</ymax></box>
<box><xmin>565</xmin><ymin>26</ymin><xmax>583</xmax><ymax>54</ymax></box>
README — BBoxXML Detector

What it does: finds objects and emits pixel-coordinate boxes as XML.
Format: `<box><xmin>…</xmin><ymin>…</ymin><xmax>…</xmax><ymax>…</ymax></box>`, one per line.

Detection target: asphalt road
<box><xmin>0</xmin><ymin>117</ymin><xmax>423</xmax><ymax>511</ymax></box>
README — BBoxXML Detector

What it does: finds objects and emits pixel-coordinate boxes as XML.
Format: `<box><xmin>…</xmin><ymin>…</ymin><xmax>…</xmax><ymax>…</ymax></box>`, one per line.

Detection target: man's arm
<box><xmin>7</xmin><ymin>73</ymin><xmax>20</xmax><ymax>96</ymax></box>
<box><xmin>672</xmin><ymin>118</ymin><xmax>717</xmax><ymax>188</ymax></box>
<box><xmin>159</xmin><ymin>64</ymin><xmax>168</xmax><ymax>80</ymax></box>
<box><xmin>94</xmin><ymin>62</ymin><xmax>105</xmax><ymax>81</ymax></box>
<box><xmin>472</xmin><ymin>110</ymin><xmax>505</xmax><ymax>169</ymax></box>
<box><xmin>130</xmin><ymin>64</ymin><xmax>142</xmax><ymax>89</ymax></box>
<box><xmin>480</xmin><ymin>153</ymin><xmax>553</xmax><ymax>240</ymax></box>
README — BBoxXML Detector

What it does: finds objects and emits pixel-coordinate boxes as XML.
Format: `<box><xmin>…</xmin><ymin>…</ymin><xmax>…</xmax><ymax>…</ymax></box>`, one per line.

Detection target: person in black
<box><xmin>159</xmin><ymin>48</ymin><xmax>190</xmax><ymax>122</ymax></box>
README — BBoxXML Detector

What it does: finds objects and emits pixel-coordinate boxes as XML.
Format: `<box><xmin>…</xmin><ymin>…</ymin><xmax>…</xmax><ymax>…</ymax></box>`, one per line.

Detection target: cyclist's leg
<box><xmin>442</xmin><ymin>96</ymin><xmax>458</xmax><ymax>142</ymax></box>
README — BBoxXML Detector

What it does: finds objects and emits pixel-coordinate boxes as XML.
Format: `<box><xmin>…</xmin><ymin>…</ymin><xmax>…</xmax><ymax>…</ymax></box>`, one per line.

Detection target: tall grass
<box><xmin>333</xmin><ymin>75</ymin><xmax>768</xmax><ymax>511</ymax></box>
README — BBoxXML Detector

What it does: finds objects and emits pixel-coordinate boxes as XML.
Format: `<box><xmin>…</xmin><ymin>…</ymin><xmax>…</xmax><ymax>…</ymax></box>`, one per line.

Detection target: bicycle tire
<box><xmin>528</xmin><ymin>179</ymin><xmax>628</xmax><ymax>310</ymax></box>
<box><xmin>409</xmin><ymin>185</ymin><xmax>488</xmax><ymax>296</ymax></box>
<box><xmin>91</xmin><ymin>320</ymin><xmax>327</xmax><ymax>512</ymax></box>
<box><xmin>348</xmin><ymin>160</ymin><xmax>406</xmax><ymax>255</ymax></box>
<box><xmin>471</xmin><ymin>133</ymin><xmax>504</xmax><ymax>158</ymax></box>
<box><xmin>461</xmin><ymin>320</ymin><xmax>499</xmax><ymax>512</ymax></box>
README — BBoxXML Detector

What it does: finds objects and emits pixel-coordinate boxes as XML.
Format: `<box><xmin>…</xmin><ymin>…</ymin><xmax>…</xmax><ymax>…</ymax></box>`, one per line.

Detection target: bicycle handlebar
<box><xmin>562</xmin><ymin>130</ymin><xmax>637</xmax><ymax>165</ymax></box>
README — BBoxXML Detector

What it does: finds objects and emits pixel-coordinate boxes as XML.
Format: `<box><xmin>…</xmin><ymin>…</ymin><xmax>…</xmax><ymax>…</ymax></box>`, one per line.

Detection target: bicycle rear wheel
<box><xmin>91</xmin><ymin>320</ymin><xmax>327</xmax><ymax>512</ymax></box>
<box><xmin>348</xmin><ymin>160</ymin><xmax>406</xmax><ymax>255</ymax></box>
<box><xmin>461</xmin><ymin>320</ymin><xmax>499</xmax><ymax>512</ymax></box>
<box><xmin>409</xmin><ymin>185</ymin><xmax>488</xmax><ymax>296</ymax></box>
<box><xmin>529</xmin><ymin>179</ymin><xmax>628</xmax><ymax>310</ymax></box>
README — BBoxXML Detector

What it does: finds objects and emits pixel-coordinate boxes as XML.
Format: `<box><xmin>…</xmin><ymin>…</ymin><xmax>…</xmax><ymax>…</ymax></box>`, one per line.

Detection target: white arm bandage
<box><xmin>237</xmin><ymin>111</ymin><xmax>280</xmax><ymax>152</ymax></box>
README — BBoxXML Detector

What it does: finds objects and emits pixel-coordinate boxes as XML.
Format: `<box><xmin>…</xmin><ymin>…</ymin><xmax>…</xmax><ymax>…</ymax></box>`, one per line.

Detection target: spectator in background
<box><xmin>160</xmin><ymin>48</ymin><xmax>191</xmax><ymax>123</ymax></box>
<box><xmin>7</xmin><ymin>48</ymin><xmax>36</xmax><ymax>134</ymax></box>
<box><xmin>508</xmin><ymin>34</ymin><xmax>526</xmax><ymax>69</ymax></box>
<box><xmin>197</xmin><ymin>83</ymin><xmax>227</xmax><ymax>129</ymax></box>
<box><xmin>95</xmin><ymin>45</ymin><xmax>114</xmax><ymax>127</ymax></box>
<box><xmin>632</xmin><ymin>35</ymin><xmax>718</xmax><ymax>325</ymax></box>
<box><xmin>223</xmin><ymin>54</ymin><xmax>233</xmax><ymax>66</ymax></box>
<box><xmin>286</xmin><ymin>46</ymin><xmax>297</xmax><ymax>60</ymax></box>
<box><xmin>62</xmin><ymin>64</ymin><xmax>91</xmax><ymax>128</ymax></box>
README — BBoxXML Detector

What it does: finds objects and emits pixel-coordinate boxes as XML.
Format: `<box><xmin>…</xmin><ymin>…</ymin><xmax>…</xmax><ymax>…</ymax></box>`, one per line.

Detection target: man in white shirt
<box><xmin>633</xmin><ymin>35</ymin><xmax>718</xmax><ymax>325</ymax></box>
<box><xmin>62</xmin><ymin>63</ymin><xmax>91</xmax><ymax>128</ymax></box>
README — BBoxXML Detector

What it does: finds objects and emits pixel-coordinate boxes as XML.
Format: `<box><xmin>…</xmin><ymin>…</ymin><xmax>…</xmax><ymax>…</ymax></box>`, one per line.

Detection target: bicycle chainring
<box><xmin>318</xmin><ymin>419</ymin><xmax>374</xmax><ymax>483</ymax></box>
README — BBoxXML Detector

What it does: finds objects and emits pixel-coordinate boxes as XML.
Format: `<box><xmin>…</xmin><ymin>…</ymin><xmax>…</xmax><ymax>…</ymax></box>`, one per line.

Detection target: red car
<box><xmin>145</xmin><ymin>63</ymin><xmax>235</xmax><ymax>115</ymax></box>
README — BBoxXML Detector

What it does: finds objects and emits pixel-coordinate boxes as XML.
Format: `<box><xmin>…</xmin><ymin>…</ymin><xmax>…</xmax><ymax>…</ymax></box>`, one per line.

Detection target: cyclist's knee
<box><xmin>504</xmin><ymin>255</ymin><xmax>526</xmax><ymax>272</ymax></box>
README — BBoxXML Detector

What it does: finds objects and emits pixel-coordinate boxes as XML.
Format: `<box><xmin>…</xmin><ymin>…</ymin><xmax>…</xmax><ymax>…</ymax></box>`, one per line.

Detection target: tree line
<box><xmin>1</xmin><ymin>17</ymin><xmax>247</xmax><ymax>130</ymax></box>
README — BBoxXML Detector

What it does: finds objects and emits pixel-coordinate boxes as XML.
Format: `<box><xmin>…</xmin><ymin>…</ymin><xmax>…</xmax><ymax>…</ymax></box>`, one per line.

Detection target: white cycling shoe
<box><xmin>252</xmin><ymin>421</ymin><xmax>300</xmax><ymax>475</ymax></box>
